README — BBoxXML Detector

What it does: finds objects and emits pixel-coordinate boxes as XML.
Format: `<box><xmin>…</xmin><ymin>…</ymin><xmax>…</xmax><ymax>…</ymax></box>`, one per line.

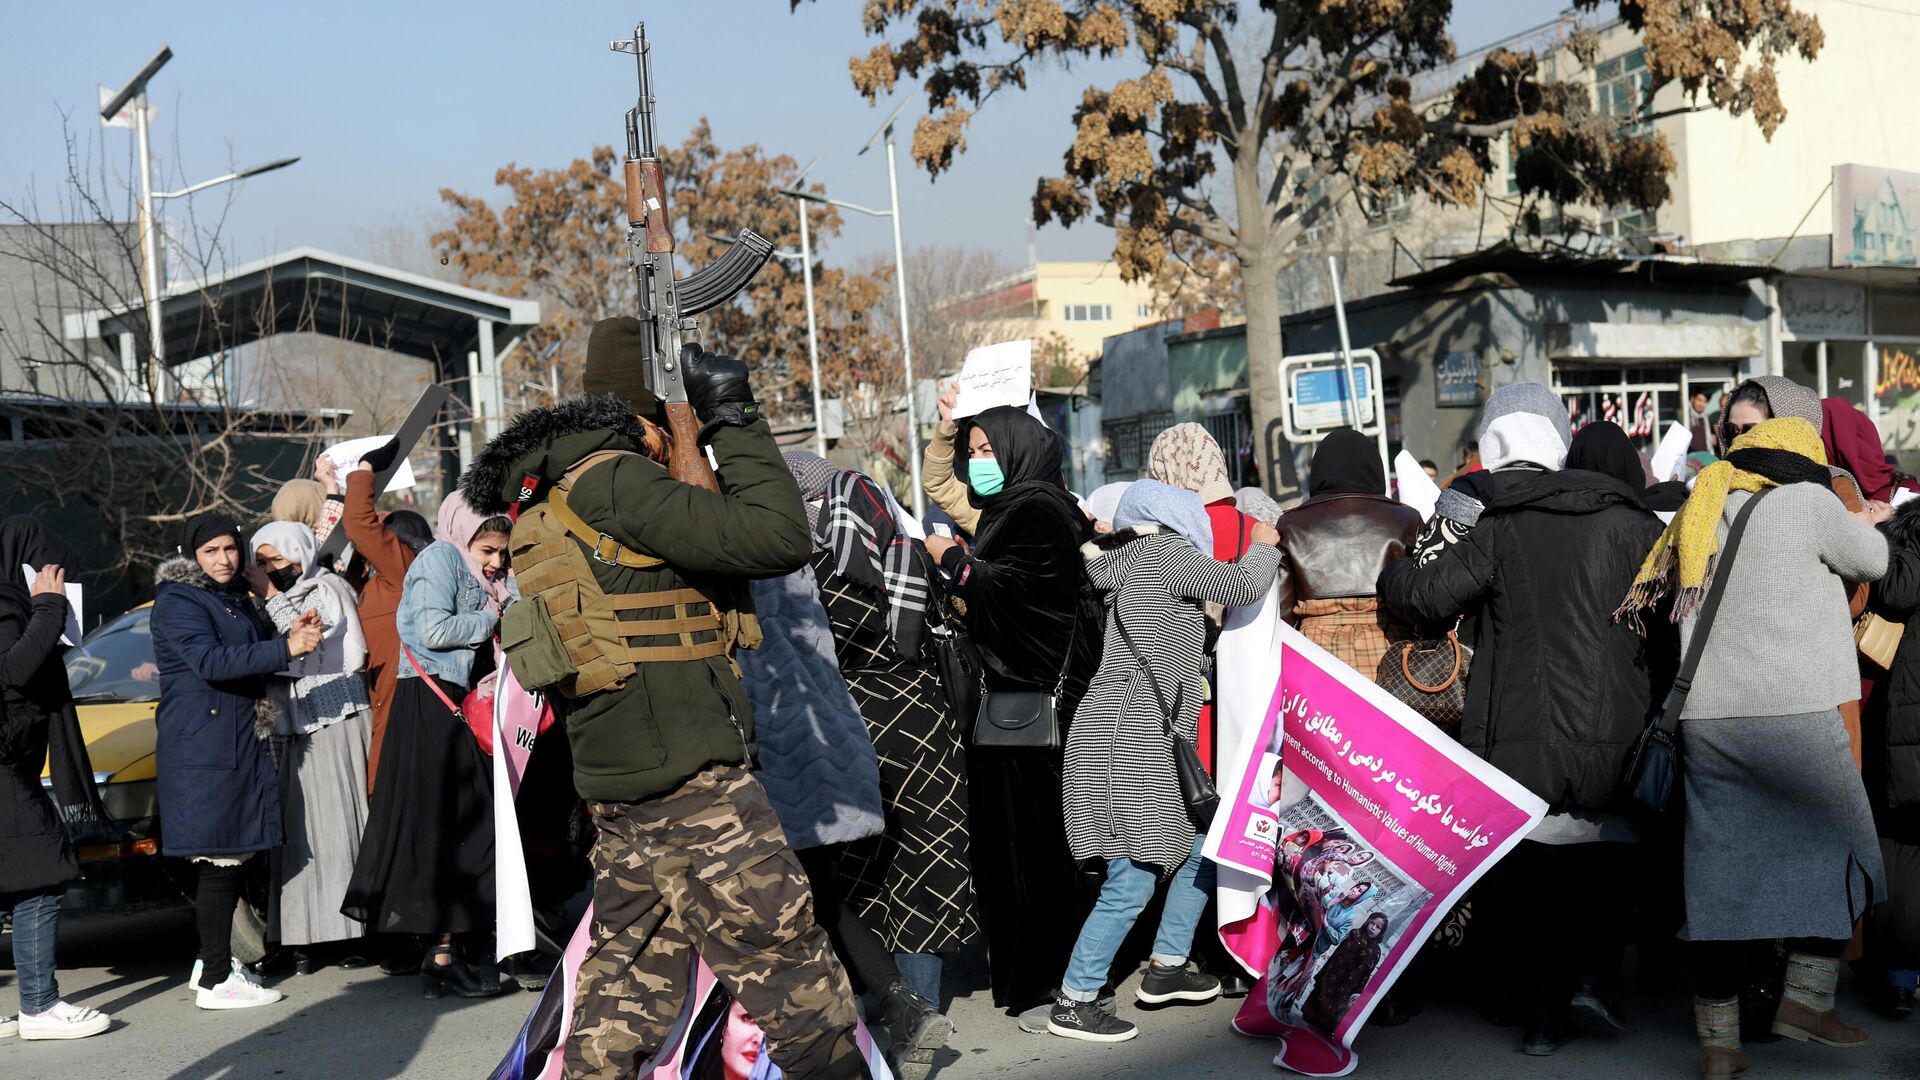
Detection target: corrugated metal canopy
<box><xmin>1387</xmin><ymin>240</ymin><xmax>1772</xmax><ymax>290</ymax></box>
<box><xmin>62</xmin><ymin>246</ymin><xmax>539</xmax><ymax>372</ymax></box>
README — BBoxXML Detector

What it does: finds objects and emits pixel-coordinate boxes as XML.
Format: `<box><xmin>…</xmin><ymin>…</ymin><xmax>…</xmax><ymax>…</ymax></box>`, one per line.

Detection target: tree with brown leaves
<box><xmin>433</xmin><ymin>121</ymin><xmax>892</xmax><ymax>419</ymax></box>
<box><xmin>801</xmin><ymin>0</ymin><xmax>1823</xmax><ymax>491</ymax></box>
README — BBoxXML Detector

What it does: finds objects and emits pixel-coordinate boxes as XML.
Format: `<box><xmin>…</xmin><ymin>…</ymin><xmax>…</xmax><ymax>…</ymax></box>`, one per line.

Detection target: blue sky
<box><xmin>0</xmin><ymin>1</ymin><xmax>1571</xmax><ymax>271</ymax></box>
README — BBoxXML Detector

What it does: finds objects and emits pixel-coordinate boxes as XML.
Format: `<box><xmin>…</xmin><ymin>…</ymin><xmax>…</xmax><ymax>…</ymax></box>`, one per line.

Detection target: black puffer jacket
<box><xmin>1868</xmin><ymin>500</ymin><xmax>1920</xmax><ymax>843</ymax></box>
<box><xmin>1379</xmin><ymin>469</ymin><xmax>1670</xmax><ymax>812</ymax></box>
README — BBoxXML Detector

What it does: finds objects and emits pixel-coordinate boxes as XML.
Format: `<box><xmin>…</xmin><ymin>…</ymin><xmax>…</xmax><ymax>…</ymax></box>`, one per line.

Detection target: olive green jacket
<box><xmin>463</xmin><ymin>396</ymin><xmax>809</xmax><ymax>802</ymax></box>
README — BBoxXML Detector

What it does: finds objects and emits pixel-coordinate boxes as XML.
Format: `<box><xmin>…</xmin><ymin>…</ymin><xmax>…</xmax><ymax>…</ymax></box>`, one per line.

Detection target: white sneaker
<box><xmin>19</xmin><ymin>1001</ymin><xmax>111</xmax><ymax>1040</ymax></box>
<box><xmin>195</xmin><ymin>972</ymin><xmax>283</xmax><ymax>1011</ymax></box>
<box><xmin>0</xmin><ymin>1014</ymin><xmax>16</xmax><ymax>1039</ymax></box>
<box><xmin>189</xmin><ymin>958</ymin><xmax>260</xmax><ymax>992</ymax></box>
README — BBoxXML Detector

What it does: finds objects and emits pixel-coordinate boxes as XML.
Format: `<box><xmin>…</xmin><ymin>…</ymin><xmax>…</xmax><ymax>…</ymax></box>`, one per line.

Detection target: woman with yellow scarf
<box><xmin>1620</xmin><ymin>417</ymin><xmax>1887</xmax><ymax>1079</ymax></box>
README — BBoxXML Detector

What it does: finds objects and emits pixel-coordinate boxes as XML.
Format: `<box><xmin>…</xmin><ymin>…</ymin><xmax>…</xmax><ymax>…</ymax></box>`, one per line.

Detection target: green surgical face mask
<box><xmin>968</xmin><ymin>457</ymin><xmax>1005</xmax><ymax>496</ymax></box>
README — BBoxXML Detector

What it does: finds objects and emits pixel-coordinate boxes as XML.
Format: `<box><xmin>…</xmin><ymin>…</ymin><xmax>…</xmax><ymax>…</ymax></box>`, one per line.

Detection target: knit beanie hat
<box><xmin>584</xmin><ymin>316</ymin><xmax>664</xmax><ymax>417</ymax></box>
<box><xmin>1478</xmin><ymin>382</ymin><xmax>1572</xmax><ymax>472</ymax></box>
<box><xmin>179</xmin><ymin>512</ymin><xmax>241</xmax><ymax>556</ymax></box>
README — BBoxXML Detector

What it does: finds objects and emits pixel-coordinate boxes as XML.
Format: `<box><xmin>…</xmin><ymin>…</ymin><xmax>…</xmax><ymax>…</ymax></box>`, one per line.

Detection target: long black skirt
<box><xmin>966</xmin><ymin>743</ymin><xmax>1098</xmax><ymax>1010</ymax></box>
<box><xmin>341</xmin><ymin>674</ymin><xmax>494</xmax><ymax>935</ymax></box>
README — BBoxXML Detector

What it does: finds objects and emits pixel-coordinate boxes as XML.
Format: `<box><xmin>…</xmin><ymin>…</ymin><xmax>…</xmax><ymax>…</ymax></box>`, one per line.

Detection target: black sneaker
<box><xmin>1136</xmin><ymin>961</ymin><xmax>1221</xmax><ymax>1005</ymax></box>
<box><xmin>1047</xmin><ymin>995</ymin><xmax>1138</xmax><ymax>1043</ymax></box>
<box><xmin>1570</xmin><ymin>986</ymin><xmax>1627</xmax><ymax>1032</ymax></box>
<box><xmin>1019</xmin><ymin>989</ymin><xmax>1115</xmax><ymax>1033</ymax></box>
<box><xmin>1521</xmin><ymin>1022</ymin><xmax>1569</xmax><ymax>1056</ymax></box>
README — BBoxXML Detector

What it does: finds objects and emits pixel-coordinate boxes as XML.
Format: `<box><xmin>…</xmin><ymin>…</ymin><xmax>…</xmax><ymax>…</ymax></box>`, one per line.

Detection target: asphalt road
<box><xmin>7</xmin><ymin>907</ymin><xmax>1920</xmax><ymax>1079</ymax></box>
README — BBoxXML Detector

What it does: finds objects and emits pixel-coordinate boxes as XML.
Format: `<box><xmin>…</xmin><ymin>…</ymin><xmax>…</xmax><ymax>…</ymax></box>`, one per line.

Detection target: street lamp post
<box><xmin>101</xmin><ymin>45</ymin><xmax>297</xmax><ymax>375</ymax></box>
<box><xmin>794</xmin><ymin>198</ymin><xmax>826</xmax><ymax>455</ymax></box>
<box><xmin>777</xmin><ymin>98</ymin><xmax>927</xmax><ymax>519</ymax></box>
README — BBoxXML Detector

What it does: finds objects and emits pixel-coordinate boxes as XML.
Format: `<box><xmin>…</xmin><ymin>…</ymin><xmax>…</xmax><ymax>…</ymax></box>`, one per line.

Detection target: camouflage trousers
<box><xmin>565</xmin><ymin>764</ymin><xmax>863</xmax><ymax>1080</ymax></box>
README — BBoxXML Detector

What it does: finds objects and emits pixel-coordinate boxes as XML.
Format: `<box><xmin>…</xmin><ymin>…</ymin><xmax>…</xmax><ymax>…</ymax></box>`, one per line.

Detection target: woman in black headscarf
<box><xmin>1271</xmin><ymin>428</ymin><xmax>1420</xmax><ymax>679</ymax></box>
<box><xmin>1565</xmin><ymin>421</ymin><xmax>1650</xmax><ymax>493</ymax></box>
<box><xmin>0</xmin><ymin>516</ymin><xmax>110</xmax><ymax>1038</ymax></box>
<box><xmin>922</xmin><ymin>405</ymin><xmax>1102</xmax><ymax>1020</ymax></box>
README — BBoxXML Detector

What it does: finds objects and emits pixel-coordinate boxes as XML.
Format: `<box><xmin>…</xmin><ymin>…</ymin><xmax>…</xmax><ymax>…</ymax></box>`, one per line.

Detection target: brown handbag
<box><xmin>1375</xmin><ymin>626</ymin><xmax>1472</xmax><ymax>730</ymax></box>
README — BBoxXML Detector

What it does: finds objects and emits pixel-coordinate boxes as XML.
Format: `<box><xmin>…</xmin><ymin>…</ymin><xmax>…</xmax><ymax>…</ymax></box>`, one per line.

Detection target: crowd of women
<box><xmin>4</xmin><ymin>369</ymin><xmax>1920</xmax><ymax>1080</ymax></box>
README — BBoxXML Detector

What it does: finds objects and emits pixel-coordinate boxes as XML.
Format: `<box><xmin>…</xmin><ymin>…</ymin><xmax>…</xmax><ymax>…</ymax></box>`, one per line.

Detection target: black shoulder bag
<box><xmin>1619</xmin><ymin>488</ymin><xmax>1771</xmax><ymax>818</ymax></box>
<box><xmin>1115</xmin><ymin>612</ymin><xmax>1221</xmax><ymax>832</ymax></box>
<box><xmin>917</xmin><ymin>546</ymin><xmax>984</xmax><ymax>730</ymax></box>
<box><xmin>971</xmin><ymin>607</ymin><xmax>1077</xmax><ymax>751</ymax></box>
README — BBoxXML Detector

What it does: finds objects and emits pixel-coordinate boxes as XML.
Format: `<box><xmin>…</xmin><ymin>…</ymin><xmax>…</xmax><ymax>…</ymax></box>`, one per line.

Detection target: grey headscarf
<box><xmin>1746</xmin><ymin>375</ymin><xmax>1823</xmax><ymax>433</ymax></box>
<box><xmin>783</xmin><ymin>450</ymin><xmax>839</xmax><ymax>534</ymax></box>
<box><xmin>1235</xmin><ymin>486</ymin><xmax>1284</xmax><ymax>526</ymax></box>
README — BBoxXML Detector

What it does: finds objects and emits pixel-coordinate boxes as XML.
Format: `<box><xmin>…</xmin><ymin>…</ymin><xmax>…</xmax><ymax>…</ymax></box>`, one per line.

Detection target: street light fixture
<box><xmin>100</xmin><ymin>45</ymin><xmax>298</xmax><ymax>374</ymax></box>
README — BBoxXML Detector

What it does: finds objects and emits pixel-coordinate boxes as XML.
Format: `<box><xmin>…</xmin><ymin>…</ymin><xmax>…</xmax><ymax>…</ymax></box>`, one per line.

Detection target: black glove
<box><xmin>359</xmin><ymin>436</ymin><xmax>400</xmax><ymax>474</ymax></box>
<box><xmin>680</xmin><ymin>344</ymin><xmax>759</xmax><ymax>441</ymax></box>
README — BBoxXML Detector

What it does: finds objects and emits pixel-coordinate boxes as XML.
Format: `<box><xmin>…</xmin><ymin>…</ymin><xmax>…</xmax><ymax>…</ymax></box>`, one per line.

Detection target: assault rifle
<box><xmin>611</xmin><ymin>22</ymin><xmax>775</xmax><ymax>492</ymax></box>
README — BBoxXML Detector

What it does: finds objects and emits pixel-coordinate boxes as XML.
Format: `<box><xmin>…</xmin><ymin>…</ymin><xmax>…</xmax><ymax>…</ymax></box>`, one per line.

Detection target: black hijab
<box><xmin>0</xmin><ymin>514</ymin><xmax>80</xmax><ymax>577</ymax></box>
<box><xmin>1308</xmin><ymin>428</ymin><xmax>1384</xmax><ymax>497</ymax></box>
<box><xmin>1566</xmin><ymin>421</ymin><xmax>1646</xmax><ymax>490</ymax></box>
<box><xmin>0</xmin><ymin>515</ymin><xmax>104</xmax><ymax>828</ymax></box>
<box><xmin>955</xmin><ymin>406</ymin><xmax>1083</xmax><ymax>540</ymax></box>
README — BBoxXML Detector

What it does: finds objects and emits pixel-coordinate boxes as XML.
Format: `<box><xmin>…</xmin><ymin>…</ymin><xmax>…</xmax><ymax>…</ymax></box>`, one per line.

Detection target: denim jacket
<box><xmin>395</xmin><ymin>541</ymin><xmax>510</xmax><ymax>689</ymax></box>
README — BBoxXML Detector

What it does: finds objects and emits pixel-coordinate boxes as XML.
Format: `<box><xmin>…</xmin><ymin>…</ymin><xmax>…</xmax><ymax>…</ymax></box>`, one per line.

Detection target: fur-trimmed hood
<box><xmin>155</xmin><ymin>555</ymin><xmax>252</xmax><ymax>597</ymax></box>
<box><xmin>460</xmin><ymin>394</ymin><xmax>663</xmax><ymax>514</ymax></box>
<box><xmin>1082</xmin><ymin>524</ymin><xmax>1162</xmax><ymax>592</ymax></box>
<box><xmin>1889</xmin><ymin>496</ymin><xmax>1920</xmax><ymax>553</ymax></box>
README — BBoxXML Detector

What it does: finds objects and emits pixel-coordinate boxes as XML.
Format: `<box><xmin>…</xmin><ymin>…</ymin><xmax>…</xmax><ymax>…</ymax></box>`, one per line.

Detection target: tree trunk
<box><xmin>1242</xmin><ymin>248</ymin><xmax>1289</xmax><ymax>496</ymax></box>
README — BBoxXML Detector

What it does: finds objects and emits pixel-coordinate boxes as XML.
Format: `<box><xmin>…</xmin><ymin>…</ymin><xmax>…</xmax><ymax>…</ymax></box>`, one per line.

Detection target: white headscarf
<box><xmin>250</xmin><ymin>521</ymin><xmax>321</xmax><ymax>584</ymax></box>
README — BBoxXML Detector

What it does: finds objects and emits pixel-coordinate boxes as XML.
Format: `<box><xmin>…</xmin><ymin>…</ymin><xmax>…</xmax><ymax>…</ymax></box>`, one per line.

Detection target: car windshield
<box><xmin>65</xmin><ymin>607</ymin><xmax>159</xmax><ymax>703</ymax></box>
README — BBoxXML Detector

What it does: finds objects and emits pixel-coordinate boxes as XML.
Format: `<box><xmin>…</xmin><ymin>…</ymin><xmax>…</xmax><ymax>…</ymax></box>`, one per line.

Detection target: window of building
<box><xmin>1136</xmin><ymin>303</ymin><xmax>1153</xmax><ymax>318</ymax></box>
<box><xmin>1360</xmin><ymin>188</ymin><xmax>1412</xmax><ymax>229</ymax></box>
<box><xmin>1102</xmin><ymin>411</ymin><xmax>1175</xmax><ymax>476</ymax></box>
<box><xmin>1501</xmin><ymin>133</ymin><xmax>1520</xmax><ymax>196</ymax></box>
<box><xmin>1595</xmin><ymin>49</ymin><xmax>1652</xmax><ymax>133</ymax></box>
<box><xmin>1063</xmin><ymin>303</ymin><xmax>1113</xmax><ymax>322</ymax></box>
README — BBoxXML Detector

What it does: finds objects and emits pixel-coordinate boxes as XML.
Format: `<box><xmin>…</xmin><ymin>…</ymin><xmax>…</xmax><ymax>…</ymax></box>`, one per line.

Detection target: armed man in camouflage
<box><xmin>463</xmin><ymin>316</ymin><xmax>863</xmax><ymax>1080</ymax></box>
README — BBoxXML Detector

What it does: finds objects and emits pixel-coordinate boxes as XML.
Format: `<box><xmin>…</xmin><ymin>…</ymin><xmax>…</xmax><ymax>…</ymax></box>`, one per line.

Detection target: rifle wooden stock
<box><xmin>626</xmin><ymin>159</ymin><xmax>675</xmax><ymax>254</ymax></box>
<box><xmin>664</xmin><ymin>401</ymin><xmax>720</xmax><ymax>492</ymax></box>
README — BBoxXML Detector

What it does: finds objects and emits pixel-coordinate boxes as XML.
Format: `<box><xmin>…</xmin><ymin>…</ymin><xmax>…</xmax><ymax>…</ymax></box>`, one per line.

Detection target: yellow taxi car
<box><xmin>44</xmin><ymin>602</ymin><xmax>176</xmax><ymax>909</ymax></box>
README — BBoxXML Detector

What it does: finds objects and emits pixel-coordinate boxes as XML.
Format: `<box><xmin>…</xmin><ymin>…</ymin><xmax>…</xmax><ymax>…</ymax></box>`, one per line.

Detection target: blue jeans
<box><xmin>5</xmin><ymin>890</ymin><xmax>62</xmax><ymax>1015</ymax></box>
<box><xmin>894</xmin><ymin>952</ymin><xmax>943</xmax><ymax>1006</ymax></box>
<box><xmin>1061</xmin><ymin>834</ymin><xmax>1212</xmax><ymax>999</ymax></box>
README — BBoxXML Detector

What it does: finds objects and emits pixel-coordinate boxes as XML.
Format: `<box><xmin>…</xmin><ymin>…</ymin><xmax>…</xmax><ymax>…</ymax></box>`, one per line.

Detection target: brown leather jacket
<box><xmin>1275</xmin><ymin>493</ymin><xmax>1423</xmax><ymax>616</ymax></box>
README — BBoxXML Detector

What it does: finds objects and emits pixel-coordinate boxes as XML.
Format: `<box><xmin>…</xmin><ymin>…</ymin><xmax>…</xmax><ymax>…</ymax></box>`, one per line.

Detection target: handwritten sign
<box><xmin>950</xmin><ymin>339</ymin><xmax>1033</xmax><ymax>419</ymax></box>
<box><xmin>322</xmin><ymin>434</ymin><xmax>417</xmax><ymax>494</ymax></box>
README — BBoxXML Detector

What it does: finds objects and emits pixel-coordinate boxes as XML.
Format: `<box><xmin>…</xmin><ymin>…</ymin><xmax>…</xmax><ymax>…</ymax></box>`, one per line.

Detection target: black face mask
<box><xmin>266</xmin><ymin>565</ymin><xmax>303</xmax><ymax>593</ymax></box>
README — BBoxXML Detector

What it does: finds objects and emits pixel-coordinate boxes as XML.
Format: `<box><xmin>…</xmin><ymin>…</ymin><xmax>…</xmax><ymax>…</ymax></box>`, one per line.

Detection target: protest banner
<box><xmin>1206</xmin><ymin>622</ymin><xmax>1546</xmax><ymax>1077</ymax></box>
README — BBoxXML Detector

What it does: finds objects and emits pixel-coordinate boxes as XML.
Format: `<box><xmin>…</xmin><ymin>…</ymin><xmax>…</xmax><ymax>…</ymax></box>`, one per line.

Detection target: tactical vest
<box><xmin>501</xmin><ymin>451</ymin><xmax>760</xmax><ymax>699</ymax></box>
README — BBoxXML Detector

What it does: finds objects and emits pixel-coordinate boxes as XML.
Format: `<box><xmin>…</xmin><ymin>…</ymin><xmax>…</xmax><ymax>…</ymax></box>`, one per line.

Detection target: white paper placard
<box><xmin>1649</xmin><ymin>421</ymin><xmax>1693</xmax><ymax>484</ymax></box>
<box><xmin>1393</xmin><ymin>450</ymin><xmax>1442</xmax><ymax>521</ymax></box>
<box><xmin>22</xmin><ymin>565</ymin><xmax>83</xmax><ymax>645</ymax></box>
<box><xmin>1894</xmin><ymin>488</ymin><xmax>1919</xmax><ymax>508</ymax></box>
<box><xmin>322</xmin><ymin>434</ymin><xmax>417</xmax><ymax>493</ymax></box>
<box><xmin>951</xmin><ymin>340</ymin><xmax>1033</xmax><ymax>419</ymax></box>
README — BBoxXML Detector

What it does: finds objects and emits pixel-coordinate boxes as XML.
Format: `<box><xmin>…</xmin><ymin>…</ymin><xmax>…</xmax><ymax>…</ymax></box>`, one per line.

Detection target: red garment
<box><xmin>1822</xmin><ymin>397</ymin><xmax>1897</xmax><ymax>503</ymax></box>
<box><xmin>1197</xmin><ymin>501</ymin><xmax>1258</xmax><ymax>775</ymax></box>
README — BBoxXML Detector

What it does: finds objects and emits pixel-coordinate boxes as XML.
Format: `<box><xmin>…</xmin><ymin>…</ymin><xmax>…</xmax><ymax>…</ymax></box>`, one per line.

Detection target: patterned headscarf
<box><xmin>786</xmin><ymin>452</ymin><xmax>931</xmax><ymax>660</ymax></box>
<box><xmin>1149</xmin><ymin>423</ymin><xmax>1235</xmax><ymax>505</ymax></box>
<box><xmin>1620</xmin><ymin>417</ymin><xmax>1829</xmax><ymax>622</ymax></box>
<box><xmin>783</xmin><ymin>450</ymin><xmax>839</xmax><ymax>534</ymax></box>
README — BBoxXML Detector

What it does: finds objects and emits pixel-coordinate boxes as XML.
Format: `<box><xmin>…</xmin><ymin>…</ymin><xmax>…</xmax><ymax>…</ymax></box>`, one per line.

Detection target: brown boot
<box><xmin>1695</xmin><ymin>996</ymin><xmax>1749</xmax><ymax>1080</ymax></box>
<box><xmin>1771</xmin><ymin>951</ymin><xmax>1869</xmax><ymax>1047</ymax></box>
<box><xmin>1772</xmin><ymin>996</ymin><xmax>1869</xmax><ymax>1047</ymax></box>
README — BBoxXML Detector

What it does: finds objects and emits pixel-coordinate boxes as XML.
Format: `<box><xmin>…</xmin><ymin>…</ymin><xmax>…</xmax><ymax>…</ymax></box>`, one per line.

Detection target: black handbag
<box><xmin>971</xmin><ymin>607</ymin><xmax>1078</xmax><ymax>751</ymax></box>
<box><xmin>1115</xmin><ymin>613</ymin><xmax>1221</xmax><ymax>832</ymax></box>
<box><xmin>919</xmin><ymin>548</ymin><xmax>983</xmax><ymax>729</ymax></box>
<box><xmin>1620</xmin><ymin>488</ymin><xmax>1771</xmax><ymax>817</ymax></box>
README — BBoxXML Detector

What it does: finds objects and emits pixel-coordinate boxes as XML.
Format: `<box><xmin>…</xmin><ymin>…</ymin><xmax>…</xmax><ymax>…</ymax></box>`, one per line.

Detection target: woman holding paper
<box><xmin>0</xmin><ymin>518</ymin><xmax>111</xmax><ymax>1039</ymax></box>
<box><xmin>922</xmin><ymin>405</ymin><xmax>1100</xmax><ymax>1018</ymax></box>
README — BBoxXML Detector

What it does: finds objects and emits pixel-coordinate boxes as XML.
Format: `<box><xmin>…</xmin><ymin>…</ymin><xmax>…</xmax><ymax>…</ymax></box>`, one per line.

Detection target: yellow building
<box><xmin>953</xmin><ymin>261</ymin><xmax>1163</xmax><ymax>367</ymax></box>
